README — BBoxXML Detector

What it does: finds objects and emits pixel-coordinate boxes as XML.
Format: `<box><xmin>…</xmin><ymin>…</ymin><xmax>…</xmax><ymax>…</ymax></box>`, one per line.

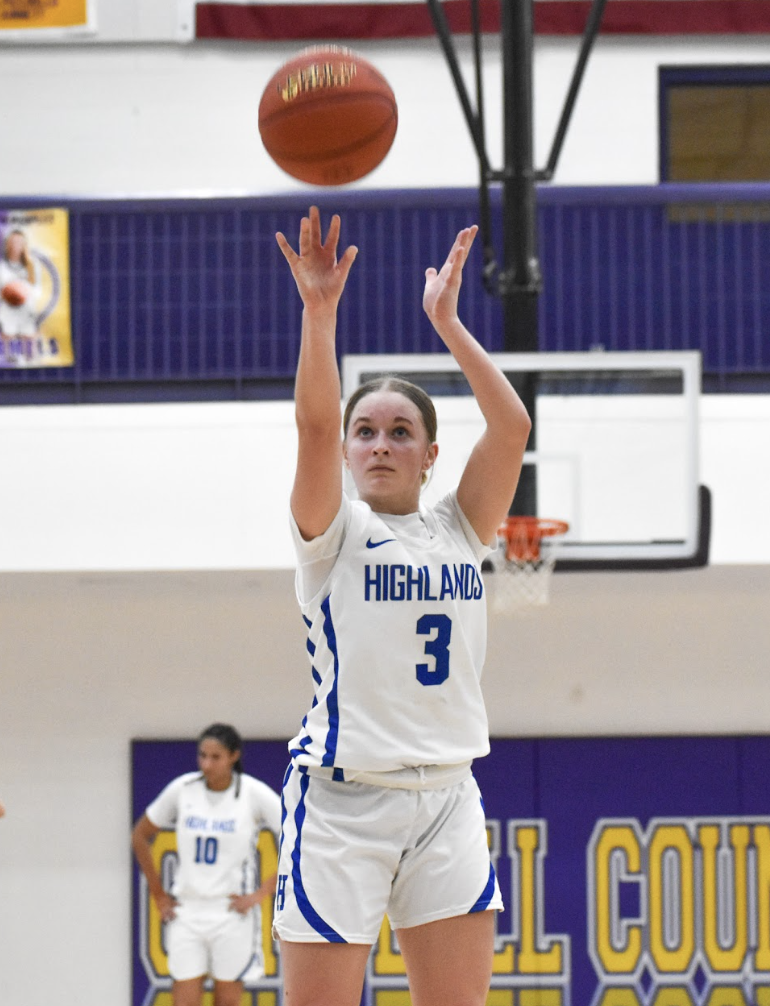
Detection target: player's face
<box><xmin>343</xmin><ymin>390</ymin><xmax>437</xmax><ymax>514</ymax></box>
<box><xmin>197</xmin><ymin>738</ymin><xmax>239</xmax><ymax>792</ymax></box>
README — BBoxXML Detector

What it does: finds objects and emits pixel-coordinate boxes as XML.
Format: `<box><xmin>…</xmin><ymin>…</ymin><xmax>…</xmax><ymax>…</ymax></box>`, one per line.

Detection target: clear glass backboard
<box><xmin>341</xmin><ymin>351</ymin><xmax>708</xmax><ymax>570</ymax></box>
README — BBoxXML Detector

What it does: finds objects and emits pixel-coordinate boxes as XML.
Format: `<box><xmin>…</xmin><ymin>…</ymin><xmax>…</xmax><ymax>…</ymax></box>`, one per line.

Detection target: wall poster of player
<box><xmin>0</xmin><ymin>207</ymin><xmax>73</xmax><ymax>369</ymax></box>
<box><xmin>132</xmin><ymin>734</ymin><xmax>770</xmax><ymax>1006</ymax></box>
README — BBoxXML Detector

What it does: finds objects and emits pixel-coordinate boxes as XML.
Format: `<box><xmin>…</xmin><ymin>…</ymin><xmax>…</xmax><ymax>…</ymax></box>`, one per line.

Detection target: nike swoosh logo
<box><xmin>366</xmin><ymin>537</ymin><xmax>396</xmax><ymax>549</ymax></box>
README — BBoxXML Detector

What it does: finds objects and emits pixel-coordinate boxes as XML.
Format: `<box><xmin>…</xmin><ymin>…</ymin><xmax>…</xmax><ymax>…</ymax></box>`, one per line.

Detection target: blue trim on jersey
<box><xmin>319</xmin><ymin>594</ymin><xmax>340</xmax><ymax>768</ymax></box>
<box><xmin>468</xmin><ymin>862</ymin><xmax>497</xmax><ymax>913</ymax></box>
<box><xmin>291</xmin><ymin>771</ymin><xmax>346</xmax><ymax>942</ymax></box>
<box><xmin>289</xmin><ymin>734</ymin><xmax>313</xmax><ymax>759</ymax></box>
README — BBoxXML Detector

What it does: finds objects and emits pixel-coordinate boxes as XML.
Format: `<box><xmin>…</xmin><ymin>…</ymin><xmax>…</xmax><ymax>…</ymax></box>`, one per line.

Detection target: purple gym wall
<box><xmin>132</xmin><ymin>735</ymin><xmax>770</xmax><ymax>1006</ymax></box>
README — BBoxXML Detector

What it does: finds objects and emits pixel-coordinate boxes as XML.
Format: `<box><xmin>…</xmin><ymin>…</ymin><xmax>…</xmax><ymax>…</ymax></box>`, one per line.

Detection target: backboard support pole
<box><xmin>500</xmin><ymin>0</ymin><xmax>540</xmax><ymax>515</ymax></box>
<box><xmin>426</xmin><ymin>0</ymin><xmax>609</xmax><ymax>519</ymax></box>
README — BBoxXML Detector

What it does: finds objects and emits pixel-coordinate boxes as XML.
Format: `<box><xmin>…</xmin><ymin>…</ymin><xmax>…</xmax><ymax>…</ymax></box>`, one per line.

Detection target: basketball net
<box><xmin>484</xmin><ymin>516</ymin><xmax>569</xmax><ymax>615</ymax></box>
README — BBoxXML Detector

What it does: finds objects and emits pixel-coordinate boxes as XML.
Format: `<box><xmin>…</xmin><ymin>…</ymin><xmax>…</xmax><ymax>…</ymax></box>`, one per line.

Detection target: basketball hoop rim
<box><xmin>500</xmin><ymin>516</ymin><xmax>570</xmax><ymax>538</ymax></box>
<box><xmin>498</xmin><ymin>515</ymin><xmax>570</xmax><ymax>564</ymax></box>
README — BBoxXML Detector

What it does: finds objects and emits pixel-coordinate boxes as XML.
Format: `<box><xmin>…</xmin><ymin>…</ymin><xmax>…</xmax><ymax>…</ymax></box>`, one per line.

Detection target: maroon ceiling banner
<box><xmin>186</xmin><ymin>0</ymin><xmax>770</xmax><ymax>41</ymax></box>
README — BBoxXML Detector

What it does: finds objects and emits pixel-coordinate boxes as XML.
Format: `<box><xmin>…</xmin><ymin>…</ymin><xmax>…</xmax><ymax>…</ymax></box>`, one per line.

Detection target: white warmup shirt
<box><xmin>146</xmin><ymin>772</ymin><xmax>281</xmax><ymax>900</ymax></box>
<box><xmin>289</xmin><ymin>490</ymin><xmax>493</xmax><ymax>774</ymax></box>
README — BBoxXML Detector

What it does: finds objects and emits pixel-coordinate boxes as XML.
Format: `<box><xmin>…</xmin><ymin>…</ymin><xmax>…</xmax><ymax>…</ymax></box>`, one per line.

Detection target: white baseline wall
<box><xmin>1</xmin><ymin>34</ymin><xmax>770</xmax><ymax>195</ymax></box>
<box><xmin>2</xmin><ymin>12</ymin><xmax>770</xmax><ymax>1006</ymax></box>
<box><xmin>0</xmin><ymin>395</ymin><xmax>769</xmax><ymax>571</ymax></box>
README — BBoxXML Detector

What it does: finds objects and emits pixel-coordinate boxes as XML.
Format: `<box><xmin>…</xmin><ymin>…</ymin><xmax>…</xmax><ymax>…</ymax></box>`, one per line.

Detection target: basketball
<box><xmin>1</xmin><ymin>280</ymin><xmax>27</xmax><ymax>307</ymax></box>
<box><xmin>258</xmin><ymin>46</ymin><xmax>397</xmax><ymax>186</ymax></box>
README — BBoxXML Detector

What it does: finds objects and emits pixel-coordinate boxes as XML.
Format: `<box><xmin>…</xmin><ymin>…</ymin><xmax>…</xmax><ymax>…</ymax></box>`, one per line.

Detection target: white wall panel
<box><xmin>1</xmin><ymin>395</ymin><xmax>768</xmax><ymax>571</ymax></box>
<box><xmin>2</xmin><ymin>37</ymin><xmax>770</xmax><ymax>196</ymax></box>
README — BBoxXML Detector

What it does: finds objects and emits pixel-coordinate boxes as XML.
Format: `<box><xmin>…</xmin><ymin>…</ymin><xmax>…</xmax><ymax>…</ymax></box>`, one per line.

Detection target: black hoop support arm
<box><xmin>537</xmin><ymin>0</ymin><xmax>609</xmax><ymax>181</ymax></box>
<box><xmin>425</xmin><ymin>0</ymin><xmax>489</xmax><ymax>171</ymax></box>
<box><xmin>425</xmin><ymin>0</ymin><xmax>498</xmax><ymax>289</ymax></box>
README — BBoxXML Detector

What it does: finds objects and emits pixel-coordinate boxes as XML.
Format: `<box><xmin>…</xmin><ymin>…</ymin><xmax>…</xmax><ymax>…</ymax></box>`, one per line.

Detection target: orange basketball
<box><xmin>1</xmin><ymin>280</ymin><xmax>26</xmax><ymax>307</ymax></box>
<box><xmin>258</xmin><ymin>46</ymin><xmax>397</xmax><ymax>186</ymax></box>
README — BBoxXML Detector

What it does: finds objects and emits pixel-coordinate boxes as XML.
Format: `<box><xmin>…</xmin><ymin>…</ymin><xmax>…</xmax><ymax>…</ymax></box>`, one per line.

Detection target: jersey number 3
<box><xmin>416</xmin><ymin>613</ymin><xmax>451</xmax><ymax>686</ymax></box>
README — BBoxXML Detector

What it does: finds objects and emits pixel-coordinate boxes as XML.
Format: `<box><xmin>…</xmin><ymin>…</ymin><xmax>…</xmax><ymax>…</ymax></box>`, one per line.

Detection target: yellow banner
<box><xmin>0</xmin><ymin>0</ymin><xmax>92</xmax><ymax>34</ymax></box>
<box><xmin>0</xmin><ymin>208</ymin><xmax>73</xmax><ymax>369</ymax></box>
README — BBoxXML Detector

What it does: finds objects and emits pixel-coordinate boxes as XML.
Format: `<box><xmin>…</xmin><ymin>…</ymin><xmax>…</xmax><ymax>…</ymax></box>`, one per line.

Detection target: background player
<box><xmin>131</xmin><ymin>723</ymin><xmax>281</xmax><ymax>1006</ymax></box>
<box><xmin>273</xmin><ymin>207</ymin><xmax>531</xmax><ymax>1006</ymax></box>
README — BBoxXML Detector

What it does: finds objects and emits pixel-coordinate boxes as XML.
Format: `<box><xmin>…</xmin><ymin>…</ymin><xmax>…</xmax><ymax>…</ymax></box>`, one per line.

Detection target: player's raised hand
<box><xmin>276</xmin><ymin>205</ymin><xmax>358</xmax><ymax>313</ymax></box>
<box><xmin>423</xmin><ymin>224</ymin><xmax>478</xmax><ymax>329</ymax></box>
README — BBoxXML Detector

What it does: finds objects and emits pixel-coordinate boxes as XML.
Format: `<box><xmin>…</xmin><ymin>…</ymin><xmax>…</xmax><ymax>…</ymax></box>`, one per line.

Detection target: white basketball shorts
<box><xmin>166</xmin><ymin>899</ymin><xmax>262</xmax><ymax>982</ymax></box>
<box><xmin>273</xmin><ymin>764</ymin><xmax>503</xmax><ymax>944</ymax></box>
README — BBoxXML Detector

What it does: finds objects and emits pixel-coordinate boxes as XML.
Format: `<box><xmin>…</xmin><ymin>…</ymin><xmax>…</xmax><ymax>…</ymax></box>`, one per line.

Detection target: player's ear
<box><xmin>420</xmin><ymin>444</ymin><xmax>437</xmax><ymax>487</ymax></box>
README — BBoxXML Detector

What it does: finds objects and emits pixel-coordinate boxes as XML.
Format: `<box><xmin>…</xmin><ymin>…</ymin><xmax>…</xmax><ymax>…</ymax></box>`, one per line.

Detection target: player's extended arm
<box><xmin>131</xmin><ymin>814</ymin><xmax>177</xmax><ymax>921</ymax></box>
<box><xmin>276</xmin><ymin>206</ymin><xmax>358</xmax><ymax>541</ymax></box>
<box><xmin>423</xmin><ymin>225</ymin><xmax>532</xmax><ymax>545</ymax></box>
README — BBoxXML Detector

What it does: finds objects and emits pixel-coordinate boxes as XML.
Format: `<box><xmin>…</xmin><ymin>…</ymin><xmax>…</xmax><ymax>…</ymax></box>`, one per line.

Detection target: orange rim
<box><xmin>498</xmin><ymin>516</ymin><xmax>569</xmax><ymax>562</ymax></box>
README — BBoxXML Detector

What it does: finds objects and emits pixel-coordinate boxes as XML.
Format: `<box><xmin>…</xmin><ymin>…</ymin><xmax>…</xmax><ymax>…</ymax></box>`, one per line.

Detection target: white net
<box><xmin>483</xmin><ymin>518</ymin><xmax>568</xmax><ymax>615</ymax></box>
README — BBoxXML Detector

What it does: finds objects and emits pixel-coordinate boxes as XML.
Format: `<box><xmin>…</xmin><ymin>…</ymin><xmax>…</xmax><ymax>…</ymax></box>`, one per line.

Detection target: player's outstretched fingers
<box><xmin>298</xmin><ymin>212</ymin><xmax>313</xmax><ymax>255</ymax></box>
<box><xmin>275</xmin><ymin>231</ymin><xmax>298</xmax><ymax>266</ymax></box>
<box><xmin>453</xmin><ymin>225</ymin><xmax>477</xmax><ymax>267</ymax></box>
<box><xmin>324</xmin><ymin>213</ymin><xmax>342</xmax><ymax>253</ymax></box>
<box><xmin>462</xmin><ymin>225</ymin><xmax>479</xmax><ymax>257</ymax></box>
<box><xmin>338</xmin><ymin>244</ymin><xmax>359</xmax><ymax>282</ymax></box>
<box><xmin>308</xmin><ymin>205</ymin><xmax>323</xmax><ymax>245</ymax></box>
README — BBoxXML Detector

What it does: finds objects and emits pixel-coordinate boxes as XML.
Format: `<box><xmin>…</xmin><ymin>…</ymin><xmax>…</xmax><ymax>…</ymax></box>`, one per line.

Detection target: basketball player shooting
<box><xmin>272</xmin><ymin>206</ymin><xmax>531</xmax><ymax>1006</ymax></box>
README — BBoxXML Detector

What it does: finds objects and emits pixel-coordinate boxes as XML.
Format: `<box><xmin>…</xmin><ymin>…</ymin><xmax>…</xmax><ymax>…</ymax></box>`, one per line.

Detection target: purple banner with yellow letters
<box><xmin>132</xmin><ymin>735</ymin><xmax>770</xmax><ymax>1006</ymax></box>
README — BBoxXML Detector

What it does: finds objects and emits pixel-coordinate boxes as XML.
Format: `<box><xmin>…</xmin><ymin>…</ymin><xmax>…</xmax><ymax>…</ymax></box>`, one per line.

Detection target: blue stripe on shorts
<box><xmin>291</xmin><ymin>771</ymin><xmax>347</xmax><ymax>942</ymax></box>
<box><xmin>468</xmin><ymin>862</ymin><xmax>497</xmax><ymax>913</ymax></box>
<box><xmin>277</xmin><ymin>762</ymin><xmax>294</xmax><ymax>867</ymax></box>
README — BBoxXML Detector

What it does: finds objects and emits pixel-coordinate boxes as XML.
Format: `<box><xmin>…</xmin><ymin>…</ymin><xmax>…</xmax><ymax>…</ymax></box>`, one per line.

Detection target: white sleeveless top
<box><xmin>146</xmin><ymin>772</ymin><xmax>281</xmax><ymax>899</ymax></box>
<box><xmin>288</xmin><ymin>490</ymin><xmax>493</xmax><ymax>774</ymax></box>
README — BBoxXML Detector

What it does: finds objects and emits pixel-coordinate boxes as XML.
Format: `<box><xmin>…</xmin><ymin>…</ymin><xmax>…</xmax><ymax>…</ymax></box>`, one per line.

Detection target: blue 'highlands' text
<box><xmin>364</xmin><ymin>563</ymin><xmax>483</xmax><ymax>602</ymax></box>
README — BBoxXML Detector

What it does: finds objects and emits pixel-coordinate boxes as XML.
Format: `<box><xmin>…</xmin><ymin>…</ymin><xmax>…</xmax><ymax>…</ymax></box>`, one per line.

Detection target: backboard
<box><xmin>341</xmin><ymin>351</ymin><xmax>708</xmax><ymax>570</ymax></box>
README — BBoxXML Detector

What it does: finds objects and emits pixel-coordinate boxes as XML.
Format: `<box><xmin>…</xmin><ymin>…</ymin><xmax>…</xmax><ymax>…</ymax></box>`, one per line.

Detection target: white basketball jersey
<box><xmin>289</xmin><ymin>491</ymin><xmax>492</xmax><ymax>773</ymax></box>
<box><xmin>146</xmin><ymin>772</ymin><xmax>281</xmax><ymax>899</ymax></box>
